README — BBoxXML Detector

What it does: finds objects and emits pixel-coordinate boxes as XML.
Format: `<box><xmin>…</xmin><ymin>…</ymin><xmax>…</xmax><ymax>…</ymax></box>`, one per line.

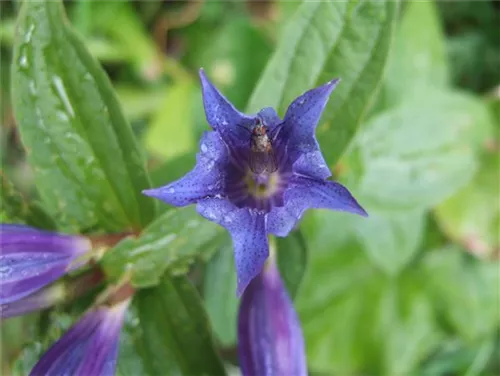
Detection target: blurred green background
<box><xmin>1</xmin><ymin>0</ymin><xmax>499</xmax><ymax>375</ymax></box>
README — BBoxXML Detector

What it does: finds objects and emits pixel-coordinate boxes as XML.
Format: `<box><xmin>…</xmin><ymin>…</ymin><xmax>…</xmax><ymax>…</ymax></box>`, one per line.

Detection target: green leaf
<box><xmin>422</xmin><ymin>247</ymin><xmax>500</xmax><ymax>343</ymax></box>
<box><xmin>384</xmin><ymin>0</ymin><xmax>449</xmax><ymax>107</ymax></box>
<box><xmin>101</xmin><ymin>206</ymin><xmax>223</xmax><ymax>288</ymax></box>
<box><xmin>373</xmin><ymin>274</ymin><xmax>442</xmax><ymax>375</ymax></box>
<box><xmin>344</xmin><ymin>90</ymin><xmax>491</xmax><ymax>212</ymax></box>
<box><xmin>435</xmin><ymin>149</ymin><xmax>500</xmax><ymax>258</ymax></box>
<box><xmin>144</xmin><ymin>82</ymin><xmax>196</xmax><ymax>160</ymax></box>
<box><xmin>11</xmin><ymin>0</ymin><xmax>155</xmax><ymax>232</ymax></box>
<box><xmin>247</xmin><ymin>0</ymin><xmax>399</xmax><ymax>163</ymax></box>
<box><xmin>296</xmin><ymin>211</ymin><xmax>440</xmax><ymax>374</ymax></box>
<box><xmin>354</xmin><ymin>210</ymin><xmax>425</xmax><ymax>276</ymax></box>
<box><xmin>276</xmin><ymin>230</ymin><xmax>308</xmax><ymax>299</ymax></box>
<box><xmin>203</xmin><ymin>240</ymin><xmax>238</xmax><ymax>347</ymax></box>
<box><xmin>137</xmin><ymin>273</ymin><xmax>227</xmax><ymax>376</ymax></box>
<box><xmin>0</xmin><ymin>172</ymin><xmax>57</xmax><ymax>230</ymax></box>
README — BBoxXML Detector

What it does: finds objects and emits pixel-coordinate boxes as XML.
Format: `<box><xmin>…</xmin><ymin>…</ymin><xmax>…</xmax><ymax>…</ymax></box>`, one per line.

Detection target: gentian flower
<box><xmin>0</xmin><ymin>224</ymin><xmax>91</xmax><ymax>304</ymax></box>
<box><xmin>238</xmin><ymin>255</ymin><xmax>306</xmax><ymax>376</ymax></box>
<box><xmin>143</xmin><ymin>70</ymin><xmax>367</xmax><ymax>294</ymax></box>
<box><xmin>30</xmin><ymin>297</ymin><xmax>130</xmax><ymax>376</ymax></box>
<box><xmin>1</xmin><ymin>269</ymin><xmax>104</xmax><ymax>319</ymax></box>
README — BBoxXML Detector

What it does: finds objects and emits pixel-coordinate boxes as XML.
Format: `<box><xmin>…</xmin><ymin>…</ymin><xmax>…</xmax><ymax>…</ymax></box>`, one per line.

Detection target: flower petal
<box><xmin>1</xmin><ymin>282</ymin><xmax>65</xmax><ymax>319</ymax></box>
<box><xmin>257</xmin><ymin>107</ymin><xmax>282</xmax><ymax>130</ymax></box>
<box><xmin>1</xmin><ymin>270</ymin><xmax>104</xmax><ymax>319</ymax></box>
<box><xmin>278</xmin><ymin>79</ymin><xmax>340</xmax><ymax>163</ymax></box>
<box><xmin>292</xmin><ymin>149</ymin><xmax>331</xmax><ymax>180</ymax></box>
<box><xmin>0</xmin><ymin>225</ymin><xmax>91</xmax><ymax>304</ymax></box>
<box><xmin>199</xmin><ymin>69</ymin><xmax>256</xmax><ymax>148</ymax></box>
<box><xmin>143</xmin><ymin>131</ymin><xmax>229</xmax><ymax>206</ymax></box>
<box><xmin>30</xmin><ymin>300</ymin><xmax>129</xmax><ymax>376</ymax></box>
<box><xmin>238</xmin><ymin>257</ymin><xmax>307</xmax><ymax>376</ymax></box>
<box><xmin>197</xmin><ymin>198</ymin><xmax>269</xmax><ymax>296</ymax></box>
<box><xmin>267</xmin><ymin>175</ymin><xmax>367</xmax><ymax>237</ymax></box>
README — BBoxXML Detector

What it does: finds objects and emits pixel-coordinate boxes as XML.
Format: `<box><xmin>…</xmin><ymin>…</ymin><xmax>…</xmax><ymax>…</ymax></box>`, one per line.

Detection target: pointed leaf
<box><xmin>137</xmin><ymin>274</ymin><xmax>227</xmax><ymax>376</ymax></box>
<box><xmin>11</xmin><ymin>0</ymin><xmax>155</xmax><ymax>231</ymax></box>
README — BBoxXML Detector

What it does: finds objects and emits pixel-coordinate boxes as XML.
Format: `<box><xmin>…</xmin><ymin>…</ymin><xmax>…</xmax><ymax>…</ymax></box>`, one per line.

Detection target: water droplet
<box><xmin>223</xmin><ymin>215</ymin><xmax>233</xmax><ymax>223</ymax></box>
<box><xmin>24</xmin><ymin>23</ymin><xmax>35</xmax><ymax>43</ymax></box>
<box><xmin>167</xmin><ymin>187</ymin><xmax>175</xmax><ymax>194</ymax></box>
<box><xmin>28</xmin><ymin>80</ymin><xmax>36</xmax><ymax>95</ymax></box>
<box><xmin>0</xmin><ymin>266</ymin><xmax>12</xmax><ymax>278</ymax></box>
<box><xmin>19</xmin><ymin>54</ymin><xmax>28</xmax><ymax>68</ymax></box>
<box><xmin>52</xmin><ymin>76</ymin><xmax>75</xmax><ymax>117</ymax></box>
<box><xmin>221</xmin><ymin>120</ymin><xmax>228</xmax><ymax>126</ymax></box>
<box><xmin>186</xmin><ymin>219</ymin><xmax>199</xmax><ymax>228</ymax></box>
<box><xmin>205</xmin><ymin>210</ymin><xmax>217</xmax><ymax>220</ymax></box>
<box><xmin>56</xmin><ymin>111</ymin><xmax>69</xmax><ymax>122</ymax></box>
<box><xmin>201</xmin><ymin>143</ymin><xmax>208</xmax><ymax>153</ymax></box>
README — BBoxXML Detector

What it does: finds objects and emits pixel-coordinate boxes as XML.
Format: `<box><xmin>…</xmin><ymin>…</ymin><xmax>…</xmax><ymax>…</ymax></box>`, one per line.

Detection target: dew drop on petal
<box><xmin>167</xmin><ymin>187</ymin><xmax>175</xmax><ymax>194</ymax></box>
<box><xmin>0</xmin><ymin>266</ymin><xmax>12</xmax><ymax>279</ymax></box>
<box><xmin>201</xmin><ymin>143</ymin><xmax>208</xmax><ymax>153</ymax></box>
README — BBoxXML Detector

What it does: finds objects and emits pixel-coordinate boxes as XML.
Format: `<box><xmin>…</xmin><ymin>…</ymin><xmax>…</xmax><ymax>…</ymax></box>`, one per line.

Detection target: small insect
<box><xmin>248</xmin><ymin>119</ymin><xmax>278</xmax><ymax>174</ymax></box>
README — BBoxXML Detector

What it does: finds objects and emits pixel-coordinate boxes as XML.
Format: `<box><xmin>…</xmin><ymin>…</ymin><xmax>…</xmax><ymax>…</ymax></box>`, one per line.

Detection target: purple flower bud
<box><xmin>0</xmin><ymin>224</ymin><xmax>91</xmax><ymax>304</ymax></box>
<box><xmin>30</xmin><ymin>298</ymin><xmax>130</xmax><ymax>376</ymax></box>
<box><xmin>144</xmin><ymin>70</ymin><xmax>367</xmax><ymax>295</ymax></box>
<box><xmin>238</xmin><ymin>257</ymin><xmax>307</xmax><ymax>376</ymax></box>
<box><xmin>1</xmin><ymin>269</ymin><xmax>104</xmax><ymax>319</ymax></box>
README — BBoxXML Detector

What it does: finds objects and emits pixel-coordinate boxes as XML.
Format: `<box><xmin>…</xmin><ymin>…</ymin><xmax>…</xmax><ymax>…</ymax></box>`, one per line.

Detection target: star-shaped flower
<box><xmin>144</xmin><ymin>70</ymin><xmax>367</xmax><ymax>295</ymax></box>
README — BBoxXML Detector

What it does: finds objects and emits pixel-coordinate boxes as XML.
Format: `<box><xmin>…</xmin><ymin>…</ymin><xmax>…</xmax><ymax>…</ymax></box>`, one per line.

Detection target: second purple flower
<box><xmin>144</xmin><ymin>70</ymin><xmax>367</xmax><ymax>295</ymax></box>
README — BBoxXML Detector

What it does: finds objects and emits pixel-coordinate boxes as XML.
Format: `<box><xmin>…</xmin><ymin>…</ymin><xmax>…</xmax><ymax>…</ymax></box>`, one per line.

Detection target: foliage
<box><xmin>1</xmin><ymin>0</ymin><xmax>498</xmax><ymax>375</ymax></box>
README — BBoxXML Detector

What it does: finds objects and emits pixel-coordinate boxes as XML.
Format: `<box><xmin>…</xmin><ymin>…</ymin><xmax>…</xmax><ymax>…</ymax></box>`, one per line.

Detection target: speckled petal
<box><xmin>197</xmin><ymin>198</ymin><xmax>268</xmax><ymax>296</ymax></box>
<box><xmin>257</xmin><ymin>107</ymin><xmax>282</xmax><ymax>130</ymax></box>
<box><xmin>278</xmin><ymin>79</ymin><xmax>339</xmax><ymax>167</ymax></box>
<box><xmin>29</xmin><ymin>300</ymin><xmax>129</xmax><ymax>376</ymax></box>
<box><xmin>199</xmin><ymin>69</ymin><xmax>257</xmax><ymax>148</ymax></box>
<box><xmin>267</xmin><ymin>175</ymin><xmax>367</xmax><ymax>237</ymax></box>
<box><xmin>238</xmin><ymin>257</ymin><xmax>307</xmax><ymax>376</ymax></box>
<box><xmin>143</xmin><ymin>131</ymin><xmax>229</xmax><ymax>206</ymax></box>
<box><xmin>0</xmin><ymin>224</ymin><xmax>91</xmax><ymax>304</ymax></box>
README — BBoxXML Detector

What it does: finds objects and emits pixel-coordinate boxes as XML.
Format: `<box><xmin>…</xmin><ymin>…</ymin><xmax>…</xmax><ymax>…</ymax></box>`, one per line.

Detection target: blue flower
<box><xmin>0</xmin><ymin>224</ymin><xmax>91</xmax><ymax>304</ymax></box>
<box><xmin>238</xmin><ymin>256</ymin><xmax>306</xmax><ymax>376</ymax></box>
<box><xmin>144</xmin><ymin>70</ymin><xmax>367</xmax><ymax>295</ymax></box>
<box><xmin>29</xmin><ymin>298</ymin><xmax>130</xmax><ymax>376</ymax></box>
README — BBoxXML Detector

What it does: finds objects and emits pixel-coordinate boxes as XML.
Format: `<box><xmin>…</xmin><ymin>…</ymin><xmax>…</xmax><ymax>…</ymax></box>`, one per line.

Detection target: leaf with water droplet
<box><xmin>137</xmin><ymin>273</ymin><xmax>227</xmax><ymax>376</ymax></box>
<box><xmin>101</xmin><ymin>206</ymin><xmax>224</xmax><ymax>287</ymax></box>
<box><xmin>11</xmin><ymin>0</ymin><xmax>156</xmax><ymax>232</ymax></box>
